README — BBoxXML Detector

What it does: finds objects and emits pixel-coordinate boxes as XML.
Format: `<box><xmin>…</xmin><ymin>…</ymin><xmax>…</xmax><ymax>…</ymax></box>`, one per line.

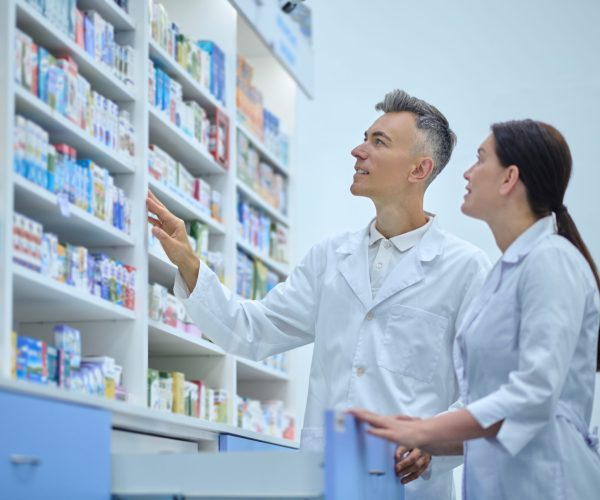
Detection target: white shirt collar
<box><xmin>369</xmin><ymin>216</ymin><xmax>433</xmax><ymax>252</ymax></box>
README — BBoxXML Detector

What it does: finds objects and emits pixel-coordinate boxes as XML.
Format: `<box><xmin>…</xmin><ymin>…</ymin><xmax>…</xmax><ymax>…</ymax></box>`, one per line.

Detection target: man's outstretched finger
<box><xmin>148</xmin><ymin>190</ymin><xmax>166</xmax><ymax>208</ymax></box>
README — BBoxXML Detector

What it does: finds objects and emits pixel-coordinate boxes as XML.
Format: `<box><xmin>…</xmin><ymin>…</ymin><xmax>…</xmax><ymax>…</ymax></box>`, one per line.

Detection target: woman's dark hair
<box><xmin>491</xmin><ymin>119</ymin><xmax>600</xmax><ymax>370</ymax></box>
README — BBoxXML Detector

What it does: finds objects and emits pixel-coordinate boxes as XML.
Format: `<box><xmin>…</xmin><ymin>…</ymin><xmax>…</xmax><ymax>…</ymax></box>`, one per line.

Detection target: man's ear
<box><xmin>410</xmin><ymin>158</ymin><xmax>435</xmax><ymax>183</ymax></box>
<box><xmin>499</xmin><ymin>165</ymin><xmax>520</xmax><ymax>196</ymax></box>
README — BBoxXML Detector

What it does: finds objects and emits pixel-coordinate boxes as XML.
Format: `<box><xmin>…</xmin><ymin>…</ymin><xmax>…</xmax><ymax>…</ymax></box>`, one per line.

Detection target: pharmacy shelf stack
<box><xmin>0</xmin><ymin>0</ymin><xmax>304</xmax><ymax>451</ymax></box>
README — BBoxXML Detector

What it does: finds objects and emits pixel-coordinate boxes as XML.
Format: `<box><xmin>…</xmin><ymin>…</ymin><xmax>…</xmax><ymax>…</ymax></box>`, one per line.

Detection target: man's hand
<box><xmin>147</xmin><ymin>190</ymin><xmax>200</xmax><ymax>292</ymax></box>
<box><xmin>394</xmin><ymin>446</ymin><xmax>431</xmax><ymax>484</ymax></box>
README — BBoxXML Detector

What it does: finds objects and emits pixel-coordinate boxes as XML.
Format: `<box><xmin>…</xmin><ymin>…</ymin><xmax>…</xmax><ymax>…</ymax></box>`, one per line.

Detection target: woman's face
<box><xmin>461</xmin><ymin>133</ymin><xmax>508</xmax><ymax>221</ymax></box>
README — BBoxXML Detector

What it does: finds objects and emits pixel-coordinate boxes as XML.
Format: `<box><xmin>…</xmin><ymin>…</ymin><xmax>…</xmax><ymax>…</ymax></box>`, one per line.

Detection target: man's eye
<box><xmin>375</xmin><ymin>138</ymin><xmax>384</xmax><ymax>145</ymax></box>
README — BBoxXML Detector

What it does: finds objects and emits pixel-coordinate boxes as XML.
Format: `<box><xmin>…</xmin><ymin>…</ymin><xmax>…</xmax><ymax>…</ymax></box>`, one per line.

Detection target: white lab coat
<box><xmin>454</xmin><ymin>216</ymin><xmax>600</xmax><ymax>500</ymax></box>
<box><xmin>175</xmin><ymin>217</ymin><xmax>490</xmax><ymax>500</ymax></box>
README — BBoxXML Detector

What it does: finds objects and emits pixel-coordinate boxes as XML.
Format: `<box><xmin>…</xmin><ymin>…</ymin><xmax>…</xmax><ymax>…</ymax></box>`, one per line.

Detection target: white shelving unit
<box><xmin>236</xmin><ymin>122</ymin><xmax>290</xmax><ymax>176</ymax></box>
<box><xmin>236</xmin><ymin>238</ymin><xmax>290</xmax><ymax>277</ymax></box>
<box><xmin>14</xmin><ymin>176</ymin><xmax>135</xmax><ymax>247</ymax></box>
<box><xmin>13</xmin><ymin>265</ymin><xmax>137</xmax><ymax>322</ymax></box>
<box><xmin>148</xmin><ymin>105</ymin><xmax>225</xmax><ymax>176</ymax></box>
<box><xmin>16</xmin><ymin>0</ymin><xmax>137</xmax><ymax>102</ymax></box>
<box><xmin>1</xmin><ymin>0</ymin><xmax>305</xmax><ymax>451</ymax></box>
<box><xmin>15</xmin><ymin>86</ymin><xmax>135</xmax><ymax>174</ymax></box>
<box><xmin>236</xmin><ymin>179</ymin><xmax>289</xmax><ymax>226</ymax></box>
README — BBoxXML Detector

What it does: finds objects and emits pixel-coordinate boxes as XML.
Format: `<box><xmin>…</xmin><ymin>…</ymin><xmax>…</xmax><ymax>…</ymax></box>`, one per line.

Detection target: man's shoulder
<box><xmin>311</xmin><ymin>227</ymin><xmax>367</xmax><ymax>253</ymax></box>
<box><xmin>437</xmin><ymin>229</ymin><xmax>491</xmax><ymax>268</ymax></box>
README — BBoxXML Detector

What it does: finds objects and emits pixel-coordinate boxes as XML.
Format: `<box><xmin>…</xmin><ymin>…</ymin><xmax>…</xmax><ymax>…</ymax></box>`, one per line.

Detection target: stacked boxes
<box><xmin>237</xmin><ymin>397</ymin><xmax>295</xmax><ymax>439</ymax></box>
<box><xmin>12</xmin><ymin>324</ymin><xmax>126</xmax><ymax>400</ymax></box>
<box><xmin>13</xmin><ymin>116</ymin><xmax>132</xmax><ymax>234</ymax></box>
<box><xmin>13</xmin><ymin>212</ymin><xmax>136</xmax><ymax>310</ymax></box>
<box><xmin>237</xmin><ymin>201</ymin><xmax>290</xmax><ymax>264</ymax></box>
<box><xmin>236</xmin><ymin>55</ymin><xmax>263</xmax><ymax>139</ymax></box>
<box><xmin>150</xmin><ymin>63</ymin><xmax>212</xmax><ymax>151</ymax></box>
<box><xmin>25</xmin><ymin>1</ymin><xmax>134</xmax><ymax>85</ymax></box>
<box><xmin>237</xmin><ymin>132</ymin><xmax>288</xmax><ymax>215</ymax></box>
<box><xmin>148</xmin><ymin>145</ymin><xmax>223</xmax><ymax>223</ymax></box>
<box><xmin>149</xmin><ymin>2</ymin><xmax>225</xmax><ymax>105</ymax></box>
<box><xmin>13</xmin><ymin>213</ymin><xmax>43</xmax><ymax>272</ymax></box>
<box><xmin>148</xmin><ymin>369</ymin><xmax>228</xmax><ymax>423</ymax></box>
<box><xmin>237</xmin><ymin>56</ymin><xmax>290</xmax><ymax>166</ymax></box>
<box><xmin>15</xmin><ymin>29</ymin><xmax>136</xmax><ymax>157</ymax></box>
<box><xmin>236</xmin><ymin>250</ymin><xmax>281</xmax><ymax>300</ymax></box>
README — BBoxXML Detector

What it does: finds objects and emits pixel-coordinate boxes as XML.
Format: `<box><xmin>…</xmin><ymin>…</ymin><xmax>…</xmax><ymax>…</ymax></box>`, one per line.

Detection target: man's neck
<box><xmin>374</xmin><ymin>203</ymin><xmax>429</xmax><ymax>239</ymax></box>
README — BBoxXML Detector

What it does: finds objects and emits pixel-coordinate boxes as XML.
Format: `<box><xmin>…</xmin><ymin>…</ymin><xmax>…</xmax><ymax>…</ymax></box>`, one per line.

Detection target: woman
<box><xmin>351</xmin><ymin>119</ymin><xmax>600</xmax><ymax>499</ymax></box>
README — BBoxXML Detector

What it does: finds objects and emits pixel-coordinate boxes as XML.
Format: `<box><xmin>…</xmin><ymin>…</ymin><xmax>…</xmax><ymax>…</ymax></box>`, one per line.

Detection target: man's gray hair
<box><xmin>376</xmin><ymin>90</ymin><xmax>457</xmax><ymax>185</ymax></box>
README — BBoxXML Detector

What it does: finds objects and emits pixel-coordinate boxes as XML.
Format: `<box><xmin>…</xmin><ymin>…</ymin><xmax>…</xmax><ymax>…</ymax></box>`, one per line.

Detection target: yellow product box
<box><xmin>104</xmin><ymin>377</ymin><xmax>116</xmax><ymax>400</ymax></box>
<box><xmin>11</xmin><ymin>331</ymin><xmax>17</xmax><ymax>379</ymax></box>
<box><xmin>171</xmin><ymin>371</ymin><xmax>185</xmax><ymax>415</ymax></box>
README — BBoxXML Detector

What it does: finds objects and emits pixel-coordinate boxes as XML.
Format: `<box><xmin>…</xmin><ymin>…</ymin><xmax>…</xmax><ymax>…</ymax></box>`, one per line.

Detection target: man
<box><xmin>147</xmin><ymin>90</ymin><xmax>490</xmax><ymax>499</ymax></box>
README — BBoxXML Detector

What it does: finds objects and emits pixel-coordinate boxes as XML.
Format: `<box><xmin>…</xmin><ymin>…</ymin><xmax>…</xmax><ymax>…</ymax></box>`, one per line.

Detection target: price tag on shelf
<box><xmin>57</xmin><ymin>193</ymin><xmax>71</xmax><ymax>217</ymax></box>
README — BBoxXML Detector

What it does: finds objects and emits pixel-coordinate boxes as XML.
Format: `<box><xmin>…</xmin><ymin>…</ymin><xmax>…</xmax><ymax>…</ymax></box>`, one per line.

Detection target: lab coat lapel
<box><xmin>336</xmin><ymin>228</ymin><xmax>372</xmax><ymax>310</ymax></box>
<box><xmin>371</xmin><ymin>217</ymin><xmax>444</xmax><ymax>308</ymax></box>
<box><xmin>372</xmin><ymin>250</ymin><xmax>423</xmax><ymax>308</ymax></box>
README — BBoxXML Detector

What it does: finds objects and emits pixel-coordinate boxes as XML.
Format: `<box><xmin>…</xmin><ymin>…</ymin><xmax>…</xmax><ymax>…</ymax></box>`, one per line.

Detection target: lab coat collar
<box><xmin>369</xmin><ymin>217</ymin><xmax>433</xmax><ymax>253</ymax></box>
<box><xmin>501</xmin><ymin>215</ymin><xmax>556</xmax><ymax>264</ymax></box>
<box><xmin>335</xmin><ymin>215</ymin><xmax>446</xmax><ymax>310</ymax></box>
<box><xmin>415</xmin><ymin>215</ymin><xmax>445</xmax><ymax>262</ymax></box>
<box><xmin>336</xmin><ymin>226</ymin><xmax>372</xmax><ymax>309</ymax></box>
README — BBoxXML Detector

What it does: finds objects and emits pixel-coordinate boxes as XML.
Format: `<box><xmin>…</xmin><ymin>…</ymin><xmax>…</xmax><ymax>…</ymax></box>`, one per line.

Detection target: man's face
<box><xmin>350</xmin><ymin>112</ymin><xmax>422</xmax><ymax>203</ymax></box>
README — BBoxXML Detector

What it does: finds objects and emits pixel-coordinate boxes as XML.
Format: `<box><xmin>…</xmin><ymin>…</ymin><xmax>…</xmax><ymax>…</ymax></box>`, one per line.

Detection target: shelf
<box><xmin>13</xmin><ymin>265</ymin><xmax>136</xmax><ymax>323</ymax></box>
<box><xmin>149</xmin><ymin>106</ymin><xmax>226</xmax><ymax>177</ymax></box>
<box><xmin>14</xmin><ymin>176</ymin><xmax>134</xmax><ymax>248</ymax></box>
<box><xmin>148</xmin><ymin>247</ymin><xmax>177</xmax><ymax>288</ymax></box>
<box><xmin>0</xmin><ymin>378</ymin><xmax>299</xmax><ymax>448</ymax></box>
<box><xmin>236</xmin><ymin>238</ymin><xmax>290</xmax><ymax>277</ymax></box>
<box><xmin>237</xmin><ymin>122</ymin><xmax>290</xmax><ymax>177</ymax></box>
<box><xmin>236</xmin><ymin>358</ymin><xmax>289</xmax><ymax>382</ymax></box>
<box><xmin>148</xmin><ymin>320</ymin><xmax>225</xmax><ymax>357</ymax></box>
<box><xmin>15</xmin><ymin>86</ymin><xmax>135</xmax><ymax>174</ymax></box>
<box><xmin>148</xmin><ymin>177</ymin><xmax>226</xmax><ymax>235</ymax></box>
<box><xmin>16</xmin><ymin>0</ymin><xmax>136</xmax><ymax>102</ymax></box>
<box><xmin>149</xmin><ymin>39</ymin><xmax>222</xmax><ymax>113</ymax></box>
<box><xmin>77</xmin><ymin>0</ymin><xmax>135</xmax><ymax>31</ymax></box>
<box><xmin>236</xmin><ymin>180</ymin><xmax>289</xmax><ymax>226</ymax></box>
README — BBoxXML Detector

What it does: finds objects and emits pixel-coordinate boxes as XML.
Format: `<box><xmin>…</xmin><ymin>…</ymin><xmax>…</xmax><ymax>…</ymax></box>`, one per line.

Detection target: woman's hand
<box><xmin>349</xmin><ymin>408</ymin><xmax>423</xmax><ymax>447</ymax></box>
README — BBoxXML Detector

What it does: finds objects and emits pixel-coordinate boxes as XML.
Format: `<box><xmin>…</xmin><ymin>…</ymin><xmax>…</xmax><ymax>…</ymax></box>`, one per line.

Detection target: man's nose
<box><xmin>351</xmin><ymin>144</ymin><xmax>367</xmax><ymax>159</ymax></box>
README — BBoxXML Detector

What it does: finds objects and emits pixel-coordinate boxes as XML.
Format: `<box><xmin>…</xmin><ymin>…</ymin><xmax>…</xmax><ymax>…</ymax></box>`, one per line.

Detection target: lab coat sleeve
<box><xmin>173</xmin><ymin>243</ymin><xmax>325</xmax><ymax>361</ymax></box>
<box><xmin>466</xmin><ymin>247</ymin><xmax>588</xmax><ymax>456</ymax></box>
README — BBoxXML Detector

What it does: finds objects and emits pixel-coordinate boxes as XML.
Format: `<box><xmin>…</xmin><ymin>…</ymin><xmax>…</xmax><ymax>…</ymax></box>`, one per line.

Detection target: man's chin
<box><xmin>350</xmin><ymin>183</ymin><xmax>367</xmax><ymax>197</ymax></box>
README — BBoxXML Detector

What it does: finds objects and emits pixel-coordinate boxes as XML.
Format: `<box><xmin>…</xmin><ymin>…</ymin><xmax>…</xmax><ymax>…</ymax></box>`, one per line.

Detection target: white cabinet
<box><xmin>0</xmin><ymin>0</ymin><xmax>306</xmax><ymax>449</ymax></box>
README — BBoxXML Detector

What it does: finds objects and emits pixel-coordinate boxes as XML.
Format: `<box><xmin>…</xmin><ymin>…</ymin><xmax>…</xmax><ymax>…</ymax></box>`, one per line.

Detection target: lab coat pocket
<box><xmin>378</xmin><ymin>306</ymin><xmax>448</xmax><ymax>383</ymax></box>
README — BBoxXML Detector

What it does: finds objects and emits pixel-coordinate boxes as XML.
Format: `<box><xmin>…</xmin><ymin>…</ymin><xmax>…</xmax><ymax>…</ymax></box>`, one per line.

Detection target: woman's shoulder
<box><xmin>524</xmin><ymin>234</ymin><xmax>597</xmax><ymax>291</ymax></box>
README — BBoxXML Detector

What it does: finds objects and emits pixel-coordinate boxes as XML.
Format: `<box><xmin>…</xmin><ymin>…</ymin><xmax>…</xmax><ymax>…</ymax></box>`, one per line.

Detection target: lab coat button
<box><xmin>383</xmin><ymin>241</ymin><xmax>391</xmax><ymax>249</ymax></box>
<box><xmin>356</xmin><ymin>366</ymin><xmax>365</xmax><ymax>376</ymax></box>
<box><xmin>375</xmin><ymin>262</ymin><xmax>383</xmax><ymax>270</ymax></box>
<box><xmin>366</xmin><ymin>312</ymin><xmax>373</xmax><ymax>320</ymax></box>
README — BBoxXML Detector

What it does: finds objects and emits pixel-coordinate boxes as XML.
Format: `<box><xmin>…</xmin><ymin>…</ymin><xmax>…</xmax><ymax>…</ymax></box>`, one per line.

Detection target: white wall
<box><xmin>291</xmin><ymin>0</ymin><xmax>600</xmax><ymax>489</ymax></box>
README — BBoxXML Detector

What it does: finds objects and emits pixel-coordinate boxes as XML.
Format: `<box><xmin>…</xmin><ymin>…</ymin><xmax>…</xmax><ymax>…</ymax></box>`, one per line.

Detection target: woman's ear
<box><xmin>499</xmin><ymin>165</ymin><xmax>520</xmax><ymax>196</ymax></box>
